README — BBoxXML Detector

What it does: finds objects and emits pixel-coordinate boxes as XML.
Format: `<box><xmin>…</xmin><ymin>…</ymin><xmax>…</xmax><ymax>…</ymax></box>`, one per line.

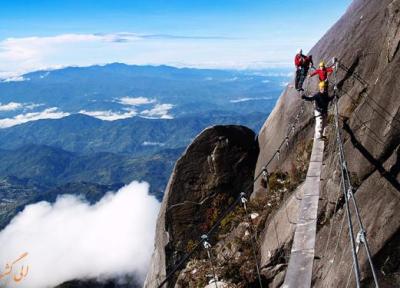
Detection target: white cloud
<box><xmin>0</xmin><ymin>181</ymin><xmax>160</xmax><ymax>288</ymax></box>
<box><xmin>142</xmin><ymin>141</ymin><xmax>165</xmax><ymax>147</ymax></box>
<box><xmin>0</xmin><ymin>33</ymin><xmax>140</xmax><ymax>78</ymax></box>
<box><xmin>0</xmin><ymin>102</ymin><xmax>43</xmax><ymax>112</ymax></box>
<box><xmin>229</xmin><ymin>97</ymin><xmax>274</xmax><ymax>103</ymax></box>
<box><xmin>80</xmin><ymin>101</ymin><xmax>173</xmax><ymax>121</ymax></box>
<box><xmin>250</xmin><ymin>71</ymin><xmax>294</xmax><ymax>77</ymax></box>
<box><xmin>0</xmin><ymin>108</ymin><xmax>69</xmax><ymax>128</ymax></box>
<box><xmin>24</xmin><ymin>103</ymin><xmax>44</xmax><ymax>110</ymax></box>
<box><xmin>222</xmin><ymin>77</ymin><xmax>238</xmax><ymax>82</ymax></box>
<box><xmin>280</xmin><ymin>81</ymin><xmax>290</xmax><ymax>87</ymax></box>
<box><xmin>78</xmin><ymin>109</ymin><xmax>137</xmax><ymax>121</ymax></box>
<box><xmin>0</xmin><ymin>33</ymin><xmax>139</xmax><ymax>61</ymax></box>
<box><xmin>0</xmin><ymin>32</ymin><xmax>295</xmax><ymax>78</ymax></box>
<box><xmin>140</xmin><ymin>104</ymin><xmax>174</xmax><ymax>119</ymax></box>
<box><xmin>118</xmin><ymin>97</ymin><xmax>155</xmax><ymax>106</ymax></box>
<box><xmin>1</xmin><ymin>76</ymin><xmax>28</xmax><ymax>82</ymax></box>
<box><xmin>0</xmin><ymin>102</ymin><xmax>23</xmax><ymax>111</ymax></box>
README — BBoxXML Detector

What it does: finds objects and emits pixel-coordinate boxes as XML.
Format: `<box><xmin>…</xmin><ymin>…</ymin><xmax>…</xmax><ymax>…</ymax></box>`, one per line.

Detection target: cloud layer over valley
<box><xmin>0</xmin><ymin>181</ymin><xmax>160</xmax><ymax>287</ymax></box>
<box><xmin>78</xmin><ymin>109</ymin><xmax>138</xmax><ymax>121</ymax></box>
<box><xmin>79</xmin><ymin>98</ymin><xmax>174</xmax><ymax>121</ymax></box>
<box><xmin>0</xmin><ymin>96</ymin><xmax>175</xmax><ymax>127</ymax></box>
<box><xmin>0</xmin><ymin>107</ymin><xmax>69</xmax><ymax>128</ymax></box>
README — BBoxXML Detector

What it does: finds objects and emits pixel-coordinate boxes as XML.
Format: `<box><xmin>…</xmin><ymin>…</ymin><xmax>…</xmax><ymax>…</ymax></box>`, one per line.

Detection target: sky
<box><xmin>0</xmin><ymin>0</ymin><xmax>352</xmax><ymax>77</ymax></box>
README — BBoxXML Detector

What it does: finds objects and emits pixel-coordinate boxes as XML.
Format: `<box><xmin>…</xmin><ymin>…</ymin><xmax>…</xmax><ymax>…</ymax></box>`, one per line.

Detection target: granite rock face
<box><xmin>144</xmin><ymin>125</ymin><xmax>259</xmax><ymax>287</ymax></box>
<box><xmin>254</xmin><ymin>0</ymin><xmax>400</xmax><ymax>286</ymax></box>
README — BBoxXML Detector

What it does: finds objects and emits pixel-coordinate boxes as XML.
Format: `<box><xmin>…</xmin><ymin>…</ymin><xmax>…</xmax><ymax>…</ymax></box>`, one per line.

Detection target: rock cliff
<box><xmin>146</xmin><ymin>0</ymin><xmax>400</xmax><ymax>287</ymax></box>
<box><xmin>255</xmin><ymin>0</ymin><xmax>400</xmax><ymax>287</ymax></box>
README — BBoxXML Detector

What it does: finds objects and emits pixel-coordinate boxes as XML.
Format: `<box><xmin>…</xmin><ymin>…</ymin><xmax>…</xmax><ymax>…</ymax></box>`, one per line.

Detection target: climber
<box><xmin>294</xmin><ymin>49</ymin><xmax>313</xmax><ymax>91</ymax></box>
<box><xmin>308</xmin><ymin>61</ymin><xmax>334</xmax><ymax>90</ymax></box>
<box><xmin>301</xmin><ymin>82</ymin><xmax>334</xmax><ymax>139</ymax></box>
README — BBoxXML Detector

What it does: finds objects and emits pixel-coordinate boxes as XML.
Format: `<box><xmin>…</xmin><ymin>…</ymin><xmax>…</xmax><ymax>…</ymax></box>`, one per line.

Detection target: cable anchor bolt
<box><xmin>201</xmin><ymin>235</ymin><xmax>212</xmax><ymax>250</ymax></box>
<box><xmin>357</xmin><ymin>229</ymin><xmax>366</xmax><ymax>243</ymax></box>
<box><xmin>240</xmin><ymin>192</ymin><xmax>247</xmax><ymax>202</ymax></box>
<box><xmin>261</xmin><ymin>168</ymin><xmax>269</xmax><ymax>189</ymax></box>
<box><xmin>346</xmin><ymin>187</ymin><xmax>353</xmax><ymax>200</ymax></box>
<box><xmin>240</xmin><ymin>193</ymin><xmax>248</xmax><ymax>211</ymax></box>
<box><xmin>262</xmin><ymin>168</ymin><xmax>269</xmax><ymax>180</ymax></box>
<box><xmin>356</xmin><ymin>229</ymin><xmax>366</xmax><ymax>253</ymax></box>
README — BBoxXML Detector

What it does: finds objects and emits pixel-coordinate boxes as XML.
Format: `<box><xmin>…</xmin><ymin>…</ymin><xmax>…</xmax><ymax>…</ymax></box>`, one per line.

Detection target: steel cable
<box><xmin>333</xmin><ymin>58</ymin><xmax>380</xmax><ymax>288</ymax></box>
<box><xmin>156</xmin><ymin>90</ymin><xmax>307</xmax><ymax>288</ymax></box>
<box><xmin>332</xmin><ymin>59</ymin><xmax>362</xmax><ymax>288</ymax></box>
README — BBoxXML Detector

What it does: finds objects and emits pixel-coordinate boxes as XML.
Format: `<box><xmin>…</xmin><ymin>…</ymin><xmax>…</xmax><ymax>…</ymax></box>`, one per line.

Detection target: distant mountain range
<box><xmin>0</xmin><ymin>111</ymin><xmax>266</xmax><ymax>154</ymax></box>
<box><xmin>0</xmin><ymin>143</ymin><xmax>186</xmax><ymax>229</ymax></box>
<box><xmin>0</xmin><ymin>63</ymin><xmax>289</xmax><ymax>231</ymax></box>
<box><xmin>0</xmin><ymin>175</ymin><xmax>121</xmax><ymax>229</ymax></box>
<box><xmin>0</xmin><ymin>63</ymin><xmax>289</xmax><ymax>120</ymax></box>
<box><xmin>0</xmin><ymin>144</ymin><xmax>182</xmax><ymax>194</ymax></box>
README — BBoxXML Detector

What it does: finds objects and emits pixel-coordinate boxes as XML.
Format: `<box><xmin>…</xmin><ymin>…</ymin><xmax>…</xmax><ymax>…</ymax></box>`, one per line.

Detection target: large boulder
<box><xmin>145</xmin><ymin>125</ymin><xmax>259</xmax><ymax>287</ymax></box>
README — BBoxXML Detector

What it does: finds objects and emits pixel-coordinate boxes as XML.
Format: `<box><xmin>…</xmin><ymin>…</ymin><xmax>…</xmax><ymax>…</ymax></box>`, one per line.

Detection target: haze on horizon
<box><xmin>0</xmin><ymin>0</ymin><xmax>351</xmax><ymax>78</ymax></box>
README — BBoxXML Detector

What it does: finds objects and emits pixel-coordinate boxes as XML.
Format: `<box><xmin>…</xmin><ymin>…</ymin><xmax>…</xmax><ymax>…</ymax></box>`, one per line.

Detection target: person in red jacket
<box><xmin>294</xmin><ymin>49</ymin><xmax>313</xmax><ymax>91</ymax></box>
<box><xmin>309</xmin><ymin>61</ymin><xmax>334</xmax><ymax>90</ymax></box>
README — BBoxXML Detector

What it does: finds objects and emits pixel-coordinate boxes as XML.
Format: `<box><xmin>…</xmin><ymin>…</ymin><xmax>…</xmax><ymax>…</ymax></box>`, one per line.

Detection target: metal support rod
<box><xmin>241</xmin><ymin>193</ymin><xmax>263</xmax><ymax>288</ymax></box>
<box><xmin>342</xmin><ymin>160</ymin><xmax>380</xmax><ymax>287</ymax></box>
<box><xmin>202</xmin><ymin>235</ymin><xmax>218</xmax><ymax>288</ymax></box>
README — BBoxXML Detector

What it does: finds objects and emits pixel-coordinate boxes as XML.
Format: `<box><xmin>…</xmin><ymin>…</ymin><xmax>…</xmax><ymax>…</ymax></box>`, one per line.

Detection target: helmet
<box><xmin>298</xmin><ymin>48</ymin><xmax>303</xmax><ymax>54</ymax></box>
<box><xmin>319</xmin><ymin>81</ymin><xmax>326</xmax><ymax>90</ymax></box>
<box><xmin>319</xmin><ymin>61</ymin><xmax>325</xmax><ymax>68</ymax></box>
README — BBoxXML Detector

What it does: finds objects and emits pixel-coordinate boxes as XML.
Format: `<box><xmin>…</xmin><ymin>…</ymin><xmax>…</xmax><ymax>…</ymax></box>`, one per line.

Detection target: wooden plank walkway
<box><xmin>282</xmin><ymin>138</ymin><xmax>325</xmax><ymax>288</ymax></box>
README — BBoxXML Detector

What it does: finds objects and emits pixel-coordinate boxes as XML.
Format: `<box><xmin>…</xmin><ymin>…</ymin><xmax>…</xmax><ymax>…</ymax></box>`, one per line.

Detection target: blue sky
<box><xmin>0</xmin><ymin>0</ymin><xmax>352</xmax><ymax>77</ymax></box>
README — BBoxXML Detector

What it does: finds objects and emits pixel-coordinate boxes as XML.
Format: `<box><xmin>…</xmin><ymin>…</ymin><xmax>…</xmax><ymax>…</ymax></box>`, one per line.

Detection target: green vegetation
<box><xmin>0</xmin><ymin>113</ymin><xmax>266</xmax><ymax>155</ymax></box>
<box><xmin>290</xmin><ymin>138</ymin><xmax>313</xmax><ymax>186</ymax></box>
<box><xmin>0</xmin><ymin>145</ymin><xmax>183</xmax><ymax>200</ymax></box>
